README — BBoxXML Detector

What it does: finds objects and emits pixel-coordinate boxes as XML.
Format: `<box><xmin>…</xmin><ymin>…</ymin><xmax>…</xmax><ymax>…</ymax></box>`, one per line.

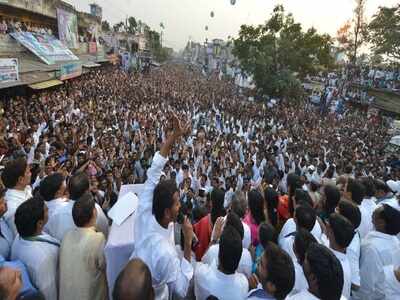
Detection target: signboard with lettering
<box><xmin>60</xmin><ymin>63</ymin><xmax>82</xmax><ymax>80</ymax></box>
<box><xmin>0</xmin><ymin>58</ymin><xmax>19</xmax><ymax>83</ymax></box>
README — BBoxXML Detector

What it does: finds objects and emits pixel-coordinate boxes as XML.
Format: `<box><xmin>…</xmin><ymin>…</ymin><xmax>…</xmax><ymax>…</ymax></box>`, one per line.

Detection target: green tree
<box><xmin>233</xmin><ymin>5</ymin><xmax>334</xmax><ymax>98</ymax></box>
<box><xmin>101</xmin><ymin>20</ymin><xmax>111</xmax><ymax>32</ymax></box>
<box><xmin>127</xmin><ymin>17</ymin><xmax>138</xmax><ymax>34</ymax></box>
<box><xmin>113</xmin><ymin>21</ymin><xmax>125</xmax><ymax>33</ymax></box>
<box><xmin>368</xmin><ymin>4</ymin><xmax>400</xmax><ymax>61</ymax></box>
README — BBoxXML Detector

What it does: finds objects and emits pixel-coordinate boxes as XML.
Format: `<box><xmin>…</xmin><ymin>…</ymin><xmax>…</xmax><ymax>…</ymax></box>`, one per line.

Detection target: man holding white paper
<box><xmin>130</xmin><ymin>114</ymin><xmax>194</xmax><ymax>300</ymax></box>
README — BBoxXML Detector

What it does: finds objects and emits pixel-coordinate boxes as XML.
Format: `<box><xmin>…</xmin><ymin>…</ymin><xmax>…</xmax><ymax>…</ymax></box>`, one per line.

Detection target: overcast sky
<box><xmin>65</xmin><ymin>0</ymin><xmax>398</xmax><ymax>51</ymax></box>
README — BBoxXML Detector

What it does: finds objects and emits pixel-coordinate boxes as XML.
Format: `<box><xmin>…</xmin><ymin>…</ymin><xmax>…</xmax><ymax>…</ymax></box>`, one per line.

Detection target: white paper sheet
<box><xmin>108</xmin><ymin>192</ymin><xmax>138</xmax><ymax>226</ymax></box>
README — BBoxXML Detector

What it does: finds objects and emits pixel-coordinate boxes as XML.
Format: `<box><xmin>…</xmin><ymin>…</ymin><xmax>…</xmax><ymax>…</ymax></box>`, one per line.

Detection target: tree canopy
<box><xmin>233</xmin><ymin>5</ymin><xmax>334</xmax><ymax>98</ymax></box>
<box><xmin>368</xmin><ymin>4</ymin><xmax>400</xmax><ymax>61</ymax></box>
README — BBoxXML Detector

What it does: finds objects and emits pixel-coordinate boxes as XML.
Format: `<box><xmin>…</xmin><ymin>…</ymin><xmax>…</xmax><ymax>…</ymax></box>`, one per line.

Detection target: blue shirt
<box><xmin>0</xmin><ymin>255</ymin><xmax>37</xmax><ymax>296</ymax></box>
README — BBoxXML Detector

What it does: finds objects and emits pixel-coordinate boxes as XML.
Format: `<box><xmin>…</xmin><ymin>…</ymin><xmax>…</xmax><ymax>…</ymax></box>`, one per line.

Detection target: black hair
<box><xmin>210</xmin><ymin>188</ymin><xmax>226</xmax><ymax>225</ymax></box>
<box><xmin>294</xmin><ymin>228</ymin><xmax>318</xmax><ymax>265</ymax></box>
<box><xmin>258</xmin><ymin>222</ymin><xmax>278</xmax><ymax>248</ymax></box>
<box><xmin>380</xmin><ymin>204</ymin><xmax>400</xmax><ymax>235</ymax></box>
<box><xmin>264</xmin><ymin>187</ymin><xmax>278</xmax><ymax>227</ymax></box>
<box><xmin>295</xmin><ymin>205</ymin><xmax>316</xmax><ymax>232</ymax></box>
<box><xmin>309</xmin><ymin>181</ymin><xmax>320</xmax><ymax>192</ymax></box>
<box><xmin>230</xmin><ymin>193</ymin><xmax>247</xmax><ymax>219</ymax></box>
<box><xmin>73</xmin><ymin>192</ymin><xmax>96</xmax><ymax>227</ymax></box>
<box><xmin>287</xmin><ymin>173</ymin><xmax>302</xmax><ymax>216</ymax></box>
<box><xmin>295</xmin><ymin>189</ymin><xmax>313</xmax><ymax>207</ymax></box>
<box><xmin>374</xmin><ymin>179</ymin><xmax>390</xmax><ymax>193</ymax></box>
<box><xmin>152</xmin><ymin>179</ymin><xmax>178</xmax><ymax>223</ymax></box>
<box><xmin>225</xmin><ymin>212</ymin><xmax>244</xmax><ymax>240</ymax></box>
<box><xmin>192</xmin><ymin>205</ymin><xmax>208</xmax><ymax>223</ymax></box>
<box><xmin>328</xmin><ymin>213</ymin><xmax>355</xmax><ymax>248</ymax></box>
<box><xmin>69</xmin><ymin>172</ymin><xmax>90</xmax><ymax>200</ymax></box>
<box><xmin>262</xmin><ymin>244</ymin><xmax>295</xmax><ymax>300</ymax></box>
<box><xmin>346</xmin><ymin>178</ymin><xmax>365</xmax><ymax>205</ymax></box>
<box><xmin>248</xmin><ymin>189</ymin><xmax>266</xmax><ymax>225</ymax></box>
<box><xmin>344</xmin><ymin>164</ymin><xmax>353</xmax><ymax>174</ymax></box>
<box><xmin>218</xmin><ymin>225</ymin><xmax>243</xmax><ymax>274</ymax></box>
<box><xmin>360</xmin><ymin>177</ymin><xmax>376</xmax><ymax>198</ymax></box>
<box><xmin>306</xmin><ymin>243</ymin><xmax>344</xmax><ymax>300</ymax></box>
<box><xmin>39</xmin><ymin>173</ymin><xmax>64</xmax><ymax>202</ymax></box>
<box><xmin>1</xmin><ymin>157</ymin><xmax>27</xmax><ymax>189</ymax></box>
<box><xmin>323</xmin><ymin>185</ymin><xmax>341</xmax><ymax>215</ymax></box>
<box><xmin>15</xmin><ymin>196</ymin><xmax>45</xmax><ymax>238</ymax></box>
<box><xmin>338</xmin><ymin>200</ymin><xmax>361</xmax><ymax>229</ymax></box>
<box><xmin>0</xmin><ymin>187</ymin><xmax>5</xmax><ymax>198</ymax></box>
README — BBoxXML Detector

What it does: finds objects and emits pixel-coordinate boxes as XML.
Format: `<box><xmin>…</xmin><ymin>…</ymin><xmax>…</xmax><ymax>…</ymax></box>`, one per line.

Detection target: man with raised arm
<box><xmin>130</xmin><ymin>114</ymin><xmax>194</xmax><ymax>300</ymax></box>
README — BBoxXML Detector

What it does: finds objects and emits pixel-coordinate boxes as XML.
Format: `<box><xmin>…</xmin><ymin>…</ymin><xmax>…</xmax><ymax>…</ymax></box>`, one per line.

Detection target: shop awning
<box><xmin>83</xmin><ymin>63</ymin><xmax>101</xmax><ymax>68</ymax></box>
<box><xmin>29</xmin><ymin>79</ymin><xmax>63</xmax><ymax>90</ymax></box>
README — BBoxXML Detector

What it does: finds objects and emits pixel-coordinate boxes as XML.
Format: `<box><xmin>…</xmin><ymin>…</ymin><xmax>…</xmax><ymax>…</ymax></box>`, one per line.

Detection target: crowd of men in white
<box><xmin>0</xmin><ymin>66</ymin><xmax>399</xmax><ymax>300</ymax></box>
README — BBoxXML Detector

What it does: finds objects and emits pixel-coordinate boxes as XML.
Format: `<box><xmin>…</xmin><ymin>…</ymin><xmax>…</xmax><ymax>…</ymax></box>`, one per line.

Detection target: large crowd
<box><xmin>0</xmin><ymin>64</ymin><xmax>399</xmax><ymax>300</ymax></box>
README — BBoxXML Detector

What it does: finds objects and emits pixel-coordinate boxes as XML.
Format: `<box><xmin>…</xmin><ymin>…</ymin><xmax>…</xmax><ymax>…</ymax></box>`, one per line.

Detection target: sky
<box><xmin>65</xmin><ymin>0</ymin><xmax>398</xmax><ymax>51</ymax></box>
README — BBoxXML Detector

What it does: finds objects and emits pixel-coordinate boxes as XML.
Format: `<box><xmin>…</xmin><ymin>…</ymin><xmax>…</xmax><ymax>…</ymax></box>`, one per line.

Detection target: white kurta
<box><xmin>289</xmin><ymin>260</ymin><xmax>309</xmax><ymax>296</ymax></box>
<box><xmin>44</xmin><ymin>198</ymin><xmax>75</xmax><ymax>241</ymax></box>
<box><xmin>331</xmin><ymin>249</ymin><xmax>351</xmax><ymax>300</ymax></box>
<box><xmin>11</xmin><ymin>233</ymin><xmax>59</xmax><ymax>300</ymax></box>
<box><xmin>358</xmin><ymin>198</ymin><xmax>377</xmax><ymax>239</ymax></box>
<box><xmin>286</xmin><ymin>289</ymin><xmax>319</xmax><ymax>300</ymax></box>
<box><xmin>357</xmin><ymin>231</ymin><xmax>400</xmax><ymax>300</ymax></box>
<box><xmin>242</xmin><ymin>221</ymin><xmax>251</xmax><ymax>249</ymax></box>
<box><xmin>287</xmin><ymin>289</ymin><xmax>348</xmax><ymax>300</ymax></box>
<box><xmin>94</xmin><ymin>203</ymin><xmax>109</xmax><ymax>239</ymax></box>
<box><xmin>4</xmin><ymin>187</ymin><xmax>32</xmax><ymax>237</ymax></box>
<box><xmin>384</xmin><ymin>265</ymin><xmax>400</xmax><ymax>300</ymax></box>
<box><xmin>346</xmin><ymin>231</ymin><xmax>361</xmax><ymax>286</ymax></box>
<box><xmin>202</xmin><ymin>244</ymin><xmax>253</xmax><ymax>277</ymax></box>
<box><xmin>194</xmin><ymin>262</ymin><xmax>248</xmax><ymax>300</ymax></box>
<box><xmin>278</xmin><ymin>218</ymin><xmax>322</xmax><ymax>245</ymax></box>
<box><xmin>130</xmin><ymin>152</ymin><xmax>193</xmax><ymax>300</ymax></box>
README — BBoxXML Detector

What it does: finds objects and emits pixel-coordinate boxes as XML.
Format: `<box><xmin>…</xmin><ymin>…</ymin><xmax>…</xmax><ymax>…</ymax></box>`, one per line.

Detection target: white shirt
<box><xmin>357</xmin><ymin>231</ymin><xmax>400</xmax><ymax>300</ymax></box>
<box><xmin>287</xmin><ymin>289</ymin><xmax>319</xmax><ymax>300</ymax></box>
<box><xmin>4</xmin><ymin>187</ymin><xmax>32</xmax><ymax>237</ymax></box>
<box><xmin>11</xmin><ymin>233</ymin><xmax>60</xmax><ymax>300</ymax></box>
<box><xmin>130</xmin><ymin>152</ymin><xmax>193</xmax><ymax>300</ymax></box>
<box><xmin>384</xmin><ymin>265</ymin><xmax>400</xmax><ymax>300</ymax></box>
<box><xmin>202</xmin><ymin>244</ymin><xmax>253</xmax><ymax>277</ymax></box>
<box><xmin>358</xmin><ymin>198</ymin><xmax>377</xmax><ymax>239</ymax></box>
<box><xmin>242</xmin><ymin>221</ymin><xmax>251</xmax><ymax>249</ymax></box>
<box><xmin>0</xmin><ymin>217</ymin><xmax>14</xmax><ymax>259</ymax></box>
<box><xmin>287</xmin><ymin>290</ymin><xmax>348</xmax><ymax>300</ymax></box>
<box><xmin>331</xmin><ymin>249</ymin><xmax>351</xmax><ymax>300</ymax></box>
<box><xmin>94</xmin><ymin>203</ymin><xmax>109</xmax><ymax>239</ymax></box>
<box><xmin>279</xmin><ymin>235</ymin><xmax>296</xmax><ymax>262</ymax></box>
<box><xmin>278</xmin><ymin>218</ymin><xmax>322</xmax><ymax>245</ymax></box>
<box><xmin>289</xmin><ymin>260</ymin><xmax>308</xmax><ymax>296</ymax></box>
<box><xmin>44</xmin><ymin>198</ymin><xmax>75</xmax><ymax>241</ymax></box>
<box><xmin>346</xmin><ymin>231</ymin><xmax>361</xmax><ymax>286</ymax></box>
<box><xmin>194</xmin><ymin>262</ymin><xmax>248</xmax><ymax>300</ymax></box>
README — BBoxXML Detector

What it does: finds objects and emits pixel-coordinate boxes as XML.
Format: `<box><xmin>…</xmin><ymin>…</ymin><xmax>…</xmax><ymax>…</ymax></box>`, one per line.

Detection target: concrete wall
<box><xmin>2</xmin><ymin>0</ymin><xmax>58</xmax><ymax>18</ymax></box>
<box><xmin>0</xmin><ymin>35</ymin><xmax>26</xmax><ymax>55</ymax></box>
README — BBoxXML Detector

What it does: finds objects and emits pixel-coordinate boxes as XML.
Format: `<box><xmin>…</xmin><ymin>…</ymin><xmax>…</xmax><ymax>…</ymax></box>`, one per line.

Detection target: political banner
<box><xmin>11</xmin><ymin>32</ymin><xmax>78</xmax><ymax>65</ymax></box>
<box><xmin>57</xmin><ymin>8</ymin><xmax>79</xmax><ymax>49</ymax></box>
<box><xmin>0</xmin><ymin>58</ymin><xmax>19</xmax><ymax>83</ymax></box>
<box><xmin>60</xmin><ymin>63</ymin><xmax>82</xmax><ymax>80</ymax></box>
